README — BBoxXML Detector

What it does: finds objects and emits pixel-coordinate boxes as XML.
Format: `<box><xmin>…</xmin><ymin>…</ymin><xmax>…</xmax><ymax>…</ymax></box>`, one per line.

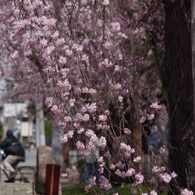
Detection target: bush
<box><xmin>62</xmin><ymin>183</ymin><xmax>167</xmax><ymax>195</ymax></box>
<box><xmin>62</xmin><ymin>183</ymin><xmax>102</xmax><ymax>195</ymax></box>
<box><xmin>107</xmin><ymin>185</ymin><xmax>150</xmax><ymax>195</ymax></box>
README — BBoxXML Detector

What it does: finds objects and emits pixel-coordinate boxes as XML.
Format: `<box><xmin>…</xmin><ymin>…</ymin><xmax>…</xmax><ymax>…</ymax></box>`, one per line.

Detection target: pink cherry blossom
<box><xmin>69</xmin><ymin>99</ymin><xmax>75</xmax><ymax>107</ymax></box>
<box><xmin>98</xmin><ymin>167</ymin><xmax>104</xmax><ymax>174</ymax></box>
<box><xmin>83</xmin><ymin>149</ymin><xmax>90</xmax><ymax>157</ymax></box>
<box><xmin>103</xmin><ymin>42</ymin><xmax>113</xmax><ymax>50</ymax></box>
<box><xmin>103</xmin><ymin>151</ymin><xmax>111</xmax><ymax>160</ymax></box>
<box><xmin>118</xmin><ymin>96</ymin><xmax>123</xmax><ymax>102</ymax></box>
<box><xmin>110</xmin><ymin>164</ymin><xmax>116</xmax><ymax>169</ymax></box>
<box><xmin>160</xmin><ymin>166</ymin><xmax>166</xmax><ymax>172</ymax></box>
<box><xmin>51</xmin><ymin>30</ymin><xmax>59</xmax><ymax>39</ymax></box>
<box><xmin>104</xmin><ymin>109</ymin><xmax>110</xmax><ymax>115</ymax></box>
<box><xmin>60</xmin><ymin>68</ymin><xmax>70</xmax><ymax>78</ymax></box>
<box><xmin>134</xmin><ymin>173</ymin><xmax>144</xmax><ymax>185</ymax></box>
<box><xmin>74</xmin><ymin>113</ymin><xmax>83</xmax><ymax>122</ymax></box>
<box><xmin>76</xmin><ymin>141</ymin><xmax>85</xmax><ymax>151</ymax></box>
<box><xmin>83</xmin><ymin>114</ymin><xmax>90</xmax><ymax>122</ymax></box>
<box><xmin>51</xmin><ymin>105</ymin><xmax>61</xmax><ymax>116</ymax></box>
<box><xmin>56</xmin><ymin>38</ymin><xmax>65</xmax><ymax>46</ymax></box>
<box><xmin>124</xmin><ymin>128</ymin><xmax>131</xmax><ymax>135</ymax></box>
<box><xmin>97</xmin><ymin>156</ymin><xmax>104</xmax><ymax>163</ymax></box>
<box><xmin>89</xmin><ymin>88</ymin><xmax>96</xmax><ymax>94</ymax></box>
<box><xmin>35</xmin><ymin>93</ymin><xmax>43</xmax><ymax>103</ymax></box>
<box><xmin>58</xmin><ymin>56</ymin><xmax>67</xmax><ymax>64</ymax></box>
<box><xmin>85</xmin><ymin>129</ymin><xmax>95</xmax><ymax>137</ymax></box>
<box><xmin>140</xmin><ymin>115</ymin><xmax>146</xmax><ymax>123</ymax></box>
<box><xmin>150</xmin><ymin>102</ymin><xmax>162</xmax><ymax>109</ymax></box>
<box><xmin>116</xmin><ymin>161</ymin><xmax>125</xmax><ymax>169</ymax></box>
<box><xmin>147</xmin><ymin>114</ymin><xmax>155</xmax><ymax>120</ymax></box>
<box><xmin>99</xmin><ymin>115</ymin><xmax>107</xmax><ymax>121</ymax></box>
<box><xmin>73</xmin><ymin>123</ymin><xmax>80</xmax><ymax>128</ymax></box>
<box><xmin>148</xmin><ymin>177</ymin><xmax>155</xmax><ymax>184</ymax></box>
<box><xmin>159</xmin><ymin>147</ymin><xmax>166</xmax><ymax>154</ymax></box>
<box><xmin>114</xmin><ymin>83</ymin><xmax>122</xmax><ymax>90</ymax></box>
<box><xmin>86</xmin><ymin>103</ymin><xmax>97</xmax><ymax>113</ymax></box>
<box><xmin>64</xmin><ymin>116</ymin><xmax>72</xmax><ymax>122</ymax></box>
<box><xmin>99</xmin><ymin>176</ymin><xmax>112</xmax><ymax>190</ymax></box>
<box><xmin>111</xmin><ymin>22</ymin><xmax>121</xmax><ymax>32</ymax></box>
<box><xmin>60</xmin><ymin>134</ymin><xmax>68</xmax><ymax>144</ymax></box>
<box><xmin>67</xmin><ymin>130</ymin><xmax>74</xmax><ymax>139</ymax></box>
<box><xmin>101</xmin><ymin>0</ymin><xmax>109</xmax><ymax>6</ymax></box>
<box><xmin>114</xmin><ymin>65</ymin><xmax>122</xmax><ymax>72</ymax></box>
<box><xmin>82</xmin><ymin>87</ymin><xmax>89</xmax><ymax>93</ymax></box>
<box><xmin>171</xmin><ymin>171</ymin><xmax>178</xmax><ymax>178</ymax></box>
<box><xmin>10</xmin><ymin>50</ymin><xmax>19</xmax><ymax>59</ymax></box>
<box><xmin>131</xmin><ymin>188</ymin><xmax>137</xmax><ymax>194</ymax></box>
<box><xmin>99</xmin><ymin>136</ymin><xmax>107</xmax><ymax>150</ymax></box>
<box><xmin>133</xmin><ymin>156</ymin><xmax>141</xmax><ymax>163</ymax></box>
<box><xmin>115</xmin><ymin>169</ymin><xmax>126</xmax><ymax>178</ymax></box>
<box><xmin>77</xmin><ymin>128</ymin><xmax>84</xmax><ymax>134</ymax></box>
<box><xmin>150</xmin><ymin>190</ymin><xmax>157</xmax><ymax>195</ymax></box>
<box><xmin>85</xmin><ymin>183</ymin><xmax>92</xmax><ymax>193</ymax></box>
<box><xmin>90</xmin><ymin>135</ymin><xmax>98</xmax><ymax>142</ymax></box>
<box><xmin>159</xmin><ymin>172</ymin><xmax>172</xmax><ymax>183</ymax></box>
<box><xmin>181</xmin><ymin>189</ymin><xmax>194</xmax><ymax>195</ymax></box>
<box><xmin>61</xmin><ymin>173</ymin><xmax>67</xmax><ymax>178</ymax></box>
<box><xmin>152</xmin><ymin>166</ymin><xmax>160</xmax><ymax>173</ymax></box>
<box><xmin>45</xmin><ymin>97</ymin><xmax>53</xmax><ymax>108</ymax></box>
<box><xmin>126</xmin><ymin>168</ymin><xmax>135</xmax><ymax>177</ymax></box>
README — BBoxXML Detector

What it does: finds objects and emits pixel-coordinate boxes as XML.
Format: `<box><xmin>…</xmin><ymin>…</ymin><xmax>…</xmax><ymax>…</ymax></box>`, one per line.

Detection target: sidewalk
<box><xmin>0</xmin><ymin>169</ymin><xmax>34</xmax><ymax>195</ymax></box>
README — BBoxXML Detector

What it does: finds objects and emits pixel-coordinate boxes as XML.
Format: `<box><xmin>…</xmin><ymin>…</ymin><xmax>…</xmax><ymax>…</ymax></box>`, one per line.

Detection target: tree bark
<box><xmin>163</xmin><ymin>0</ymin><xmax>195</xmax><ymax>193</ymax></box>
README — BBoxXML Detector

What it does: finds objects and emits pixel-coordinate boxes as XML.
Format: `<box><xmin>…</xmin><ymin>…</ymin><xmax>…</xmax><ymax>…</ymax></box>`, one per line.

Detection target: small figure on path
<box><xmin>80</xmin><ymin>136</ymin><xmax>100</xmax><ymax>184</ymax></box>
<box><xmin>0</xmin><ymin>129</ymin><xmax>25</xmax><ymax>182</ymax></box>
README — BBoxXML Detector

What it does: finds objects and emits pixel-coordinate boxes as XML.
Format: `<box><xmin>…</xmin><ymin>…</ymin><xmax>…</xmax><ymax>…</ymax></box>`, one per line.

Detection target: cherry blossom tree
<box><xmin>0</xmin><ymin>0</ymin><xmax>194</xmax><ymax>194</ymax></box>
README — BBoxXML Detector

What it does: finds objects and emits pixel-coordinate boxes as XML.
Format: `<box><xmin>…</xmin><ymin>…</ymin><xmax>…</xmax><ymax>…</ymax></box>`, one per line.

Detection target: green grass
<box><xmin>62</xmin><ymin>183</ymin><xmax>167</xmax><ymax>195</ymax></box>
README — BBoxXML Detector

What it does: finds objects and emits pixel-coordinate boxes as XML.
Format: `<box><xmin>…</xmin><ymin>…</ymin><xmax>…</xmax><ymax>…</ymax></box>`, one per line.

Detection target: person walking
<box><xmin>0</xmin><ymin>129</ymin><xmax>25</xmax><ymax>182</ymax></box>
<box><xmin>80</xmin><ymin>137</ymin><xmax>100</xmax><ymax>184</ymax></box>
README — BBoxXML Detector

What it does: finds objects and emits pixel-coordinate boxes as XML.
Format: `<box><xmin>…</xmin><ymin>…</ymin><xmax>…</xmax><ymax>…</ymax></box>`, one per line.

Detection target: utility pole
<box><xmin>52</xmin><ymin>121</ymin><xmax>63</xmax><ymax>166</ymax></box>
<box><xmin>36</xmin><ymin>101</ymin><xmax>45</xmax><ymax>147</ymax></box>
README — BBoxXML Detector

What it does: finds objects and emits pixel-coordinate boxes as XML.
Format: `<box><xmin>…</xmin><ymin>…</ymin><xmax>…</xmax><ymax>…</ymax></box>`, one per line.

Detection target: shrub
<box><xmin>62</xmin><ymin>183</ymin><xmax>167</xmax><ymax>195</ymax></box>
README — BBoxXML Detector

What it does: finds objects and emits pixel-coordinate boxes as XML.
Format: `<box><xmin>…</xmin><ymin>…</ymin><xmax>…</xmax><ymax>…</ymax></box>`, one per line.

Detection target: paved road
<box><xmin>20</xmin><ymin>149</ymin><xmax>36</xmax><ymax>166</ymax></box>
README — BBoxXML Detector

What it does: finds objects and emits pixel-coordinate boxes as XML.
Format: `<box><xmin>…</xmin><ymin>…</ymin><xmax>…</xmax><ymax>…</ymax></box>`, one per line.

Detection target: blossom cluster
<box><xmin>152</xmin><ymin>166</ymin><xmax>178</xmax><ymax>183</ymax></box>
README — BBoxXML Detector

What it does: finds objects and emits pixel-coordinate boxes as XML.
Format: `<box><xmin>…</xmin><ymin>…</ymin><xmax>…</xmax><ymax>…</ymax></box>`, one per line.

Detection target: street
<box><xmin>19</xmin><ymin>148</ymin><xmax>36</xmax><ymax>166</ymax></box>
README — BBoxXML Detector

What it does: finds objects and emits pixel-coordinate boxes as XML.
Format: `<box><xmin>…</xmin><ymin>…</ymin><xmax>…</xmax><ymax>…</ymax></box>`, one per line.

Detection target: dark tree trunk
<box><xmin>163</xmin><ymin>0</ymin><xmax>195</xmax><ymax>193</ymax></box>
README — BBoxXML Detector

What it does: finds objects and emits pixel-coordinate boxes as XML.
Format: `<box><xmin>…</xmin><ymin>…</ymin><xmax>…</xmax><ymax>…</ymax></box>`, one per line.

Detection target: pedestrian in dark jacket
<box><xmin>0</xmin><ymin>129</ymin><xmax>25</xmax><ymax>182</ymax></box>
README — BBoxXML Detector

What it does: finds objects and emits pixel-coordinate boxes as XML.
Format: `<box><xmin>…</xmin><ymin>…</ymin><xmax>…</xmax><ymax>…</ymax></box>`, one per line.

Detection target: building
<box><xmin>0</xmin><ymin>103</ymin><xmax>34</xmax><ymax>145</ymax></box>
